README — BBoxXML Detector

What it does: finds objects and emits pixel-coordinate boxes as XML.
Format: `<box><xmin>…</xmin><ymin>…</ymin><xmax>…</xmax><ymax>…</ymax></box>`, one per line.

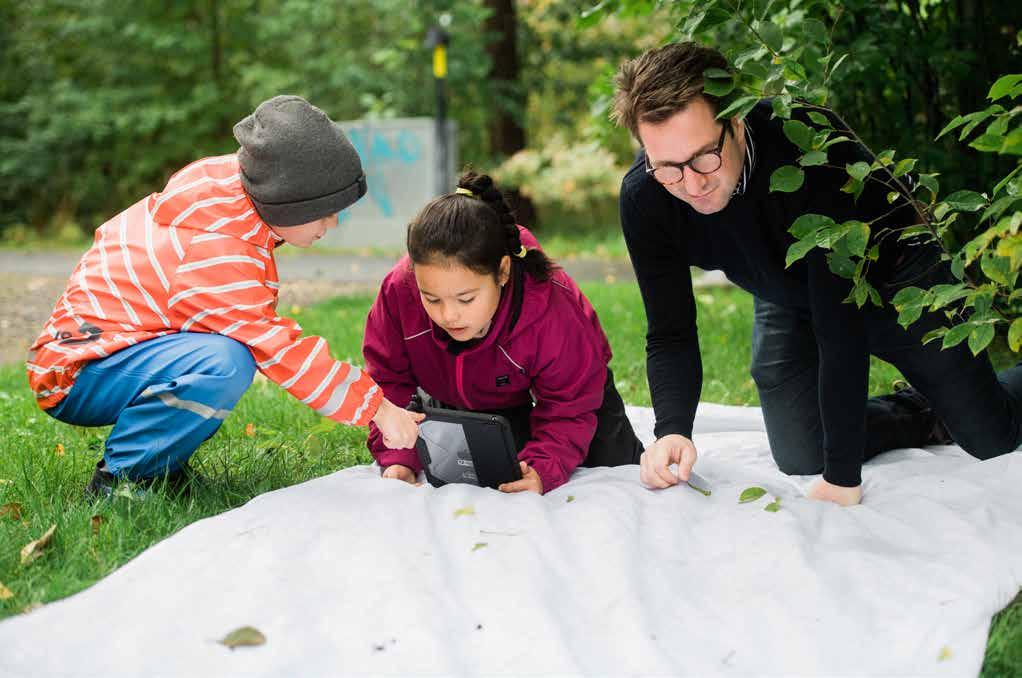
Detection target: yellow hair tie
<box><xmin>514</xmin><ymin>245</ymin><xmax>527</xmax><ymax>259</ymax></box>
<box><xmin>454</xmin><ymin>187</ymin><xmax>478</xmax><ymax>199</ymax></box>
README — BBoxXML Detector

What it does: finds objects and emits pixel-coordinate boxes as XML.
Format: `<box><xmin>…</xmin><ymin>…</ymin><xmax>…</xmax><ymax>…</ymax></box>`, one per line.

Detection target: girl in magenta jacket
<box><xmin>362</xmin><ymin>172</ymin><xmax>644</xmax><ymax>494</ymax></box>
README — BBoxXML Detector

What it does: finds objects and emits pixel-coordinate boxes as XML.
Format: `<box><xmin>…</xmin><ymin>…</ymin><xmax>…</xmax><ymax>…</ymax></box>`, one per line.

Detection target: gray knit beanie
<box><xmin>234</xmin><ymin>95</ymin><xmax>367</xmax><ymax>227</ymax></box>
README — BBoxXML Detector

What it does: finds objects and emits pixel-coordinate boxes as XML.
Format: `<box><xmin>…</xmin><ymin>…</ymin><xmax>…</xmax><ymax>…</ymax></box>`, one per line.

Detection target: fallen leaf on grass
<box><xmin>938</xmin><ymin>645</ymin><xmax>952</xmax><ymax>661</ymax></box>
<box><xmin>0</xmin><ymin>581</ymin><xmax>13</xmax><ymax>600</ymax></box>
<box><xmin>20</xmin><ymin>524</ymin><xmax>56</xmax><ymax>565</ymax></box>
<box><xmin>90</xmin><ymin>515</ymin><xmax>106</xmax><ymax>535</ymax></box>
<box><xmin>1</xmin><ymin>502</ymin><xmax>23</xmax><ymax>521</ymax></box>
<box><xmin>687</xmin><ymin>480</ymin><xmax>712</xmax><ymax>496</ymax></box>
<box><xmin>453</xmin><ymin>506</ymin><xmax>476</xmax><ymax>518</ymax></box>
<box><xmin>472</xmin><ymin>542</ymin><xmax>488</xmax><ymax>552</ymax></box>
<box><xmin>245</xmin><ymin>423</ymin><xmax>255</xmax><ymax>437</ymax></box>
<box><xmin>739</xmin><ymin>487</ymin><xmax>767</xmax><ymax>503</ymax></box>
<box><xmin>54</xmin><ymin>443</ymin><xmax>65</xmax><ymax>457</ymax></box>
<box><xmin>219</xmin><ymin>626</ymin><xmax>266</xmax><ymax>650</ymax></box>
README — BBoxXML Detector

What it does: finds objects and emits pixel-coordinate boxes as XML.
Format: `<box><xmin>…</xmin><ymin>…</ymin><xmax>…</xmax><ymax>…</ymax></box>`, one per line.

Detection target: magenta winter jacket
<box><xmin>362</xmin><ymin>228</ymin><xmax>612</xmax><ymax>492</ymax></box>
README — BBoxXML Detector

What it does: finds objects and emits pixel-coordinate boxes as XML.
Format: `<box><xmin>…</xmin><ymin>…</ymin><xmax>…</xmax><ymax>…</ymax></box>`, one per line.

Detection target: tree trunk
<box><xmin>483</xmin><ymin>0</ymin><xmax>525</xmax><ymax>157</ymax></box>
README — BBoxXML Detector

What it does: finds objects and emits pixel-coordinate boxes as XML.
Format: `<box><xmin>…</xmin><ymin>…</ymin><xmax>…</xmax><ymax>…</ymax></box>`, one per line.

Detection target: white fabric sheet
<box><xmin>1</xmin><ymin>403</ymin><xmax>1020</xmax><ymax>677</ymax></box>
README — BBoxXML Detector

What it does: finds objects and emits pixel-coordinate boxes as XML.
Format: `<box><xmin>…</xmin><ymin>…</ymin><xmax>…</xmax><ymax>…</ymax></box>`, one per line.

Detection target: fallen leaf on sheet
<box><xmin>764</xmin><ymin>499</ymin><xmax>781</xmax><ymax>512</ymax></box>
<box><xmin>453</xmin><ymin>506</ymin><xmax>476</xmax><ymax>518</ymax></box>
<box><xmin>90</xmin><ymin>515</ymin><xmax>106</xmax><ymax>535</ymax></box>
<box><xmin>1</xmin><ymin>502</ymin><xmax>23</xmax><ymax>521</ymax></box>
<box><xmin>245</xmin><ymin>423</ymin><xmax>255</xmax><ymax>437</ymax></box>
<box><xmin>938</xmin><ymin>646</ymin><xmax>952</xmax><ymax>661</ymax></box>
<box><xmin>566</xmin><ymin>495</ymin><xmax>575</xmax><ymax>503</ymax></box>
<box><xmin>54</xmin><ymin>443</ymin><xmax>65</xmax><ymax>457</ymax></box>
<box><xmin>0</xmin><ymin>581</ymin><xmax>13</xmax><ymax>600</ymax></box>
<box><xmin>472</xmin><ymin>542</ymin><xmax>488</xmax><ymax>552</ymax></box>
<box><xmin>739</xmin><ymin>487</ymin><xmax>767</xmax><ymax>503</ymax></box>
<box><xmin>687</xmin><ymin>480</ymin><xmax>712</xmax><ymax>496</ymax></box>
<box><xmin>20</xmin><ymin>524</ymin><xmax>57</xmax><ymax>565</ymax></box>
<box><xmin>219</xmin><ymin>626</ymin><xmax>266</xmax><ymax>650</ymax></box>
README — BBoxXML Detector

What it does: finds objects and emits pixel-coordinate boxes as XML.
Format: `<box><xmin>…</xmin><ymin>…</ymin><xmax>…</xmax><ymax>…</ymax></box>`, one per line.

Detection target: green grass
<box><xmin>0</xmin><ymin>283</ymin><xmax>1018</xmax><ymax>675</ymax></box>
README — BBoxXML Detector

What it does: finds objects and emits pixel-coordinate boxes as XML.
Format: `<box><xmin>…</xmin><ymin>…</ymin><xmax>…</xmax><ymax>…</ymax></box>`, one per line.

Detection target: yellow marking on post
<box><xmin>433</xmin><ymin>45</ymin><xmax>447</xmax><ymax>79</ymax></box>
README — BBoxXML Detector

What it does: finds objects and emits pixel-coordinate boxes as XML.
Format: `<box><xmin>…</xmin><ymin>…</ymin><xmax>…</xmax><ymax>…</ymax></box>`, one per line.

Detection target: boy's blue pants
<box><xmin>46</xmin><ymin>333</ymin><xmax>256</xmax><ymax>480</ymax></box>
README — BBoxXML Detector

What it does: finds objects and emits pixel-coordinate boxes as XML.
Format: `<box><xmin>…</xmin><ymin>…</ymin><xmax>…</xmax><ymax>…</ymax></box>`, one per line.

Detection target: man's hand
<box><xmin>498</xmin><ymin>461</ymin><xmax>544</xmax><ymax>495</ymax></box>
<box><xmin>381</xmin><ymin>464</ymin><xmax>418</xmax><ymax>484</ymax></box>
<box><xmin>371</xmin><ymin>398</ymin><xmax>425</xmax><ymax>449</ymax></box>
<box><xmin>640</xmin><ymin>434</ymin><xmax>698</xmax><ymax>489</ymax></box>
<box><xmin>807</xmin><ymin>478</ymin><xmax>862</xmax><ymax>506</ymax></box>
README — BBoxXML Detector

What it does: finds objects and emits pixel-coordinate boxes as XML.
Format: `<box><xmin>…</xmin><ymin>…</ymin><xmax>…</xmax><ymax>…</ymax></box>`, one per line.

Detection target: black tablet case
<box><xmin>415</xmin><ymin>406</ymin><xmax>523</xmax><ymax>489</ymax></box>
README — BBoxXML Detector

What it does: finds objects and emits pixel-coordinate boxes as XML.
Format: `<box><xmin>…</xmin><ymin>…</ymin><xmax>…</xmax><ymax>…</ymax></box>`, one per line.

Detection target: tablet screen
<box><xmin>418</xmin><ymin>420</ymin><xmax>479</xmax><ymax>485</ymax></box>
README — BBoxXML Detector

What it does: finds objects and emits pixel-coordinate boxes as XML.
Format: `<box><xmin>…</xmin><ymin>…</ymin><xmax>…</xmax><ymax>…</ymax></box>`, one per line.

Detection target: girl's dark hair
<box><xmin>407</xmin><ymin>170</ymin><xmax>557</xmax><ymax>282</ymax></box>
<box><xmin>407</xmin><ymin>171</ymin><xmax>559</xmax><ymax>333</ymax></box>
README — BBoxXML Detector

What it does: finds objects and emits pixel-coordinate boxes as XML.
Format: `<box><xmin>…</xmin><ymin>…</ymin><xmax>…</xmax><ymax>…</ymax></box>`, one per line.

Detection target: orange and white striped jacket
<box><xmin>27</xmin><ymin>154</ymin><xmax>383</xmax><ymax>426</ymax></box>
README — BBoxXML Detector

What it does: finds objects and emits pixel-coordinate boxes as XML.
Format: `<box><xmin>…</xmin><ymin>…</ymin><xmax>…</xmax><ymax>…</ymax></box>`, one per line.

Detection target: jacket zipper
<box><xmin>455</xmin><ymin>355</ymin><xmax>472</xmax><ymax>409</ymax></box>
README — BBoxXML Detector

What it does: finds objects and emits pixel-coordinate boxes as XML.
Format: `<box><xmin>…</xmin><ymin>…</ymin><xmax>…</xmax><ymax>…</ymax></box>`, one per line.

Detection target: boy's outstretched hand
<box><xmin>372</xmin><ymin>398</ymin><xmax>425</xmax><ymax>450</ymax></box>
<box><xmin>498</xmin><ymin>461</ymin><xmax>543</xmax><ymax>495</ymax></box>
<box><xmin>807</xmin><ymin>478</ymin><xmax>862</xmax><ymax>506</ymax></box>
<box><xmin>382</xmin><ymin>464</ymin><xmax>418</xmax><ymax>484</ymax></box>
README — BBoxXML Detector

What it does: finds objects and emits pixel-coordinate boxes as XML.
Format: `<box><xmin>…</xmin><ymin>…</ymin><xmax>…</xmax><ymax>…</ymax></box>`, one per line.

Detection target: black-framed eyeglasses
<box><xmin>645</xmin><ymin>121</ymin><xmax>730</xmax><ymax>186</ymax></box>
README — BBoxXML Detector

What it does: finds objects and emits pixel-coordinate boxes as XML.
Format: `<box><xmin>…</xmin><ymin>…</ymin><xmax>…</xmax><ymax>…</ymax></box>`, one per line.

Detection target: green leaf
<box><xmin>922</xmin><ymin>327</ymin><xmax>948</xmax><ymax>345</ymax></box>
<box><xmin>771</xmin><ymin>165</ymin><xmax>805</xmax><ymax>193</ymax></box>
<box><xmin>829</xmin><ymin>53</ymin><xmax>850</xmax><ymax>78</ymax></box>
<box><xmin>822</xmin><ymin>135</ymin><xmax>852</xmax><ymax>149</ymax></box>
<box><xmin>686</xmin><ymin>480</ymin><xmax>712</xmax><ymax>496</ymax></box>
<box><xmin>717</xmin><ymin>96</ymin><xmax>760</xmax><ymax>121</ymax></box>
<box><xmin>846</xmin><ymin>162</ymin><xmax>870</xmax><ymax>182</ymax></box>
<box><xmin>892</xmin><ymin>158</ymin><xmax>917</xmax><ymax>177</ymax></box>
<box><xmin>988</xmin><ymin>74</ymin><xmax>1022</xmax><ymax>101</ymax></box>
<box><xmin>566</xmin><ymin>495</ymin><xmax>575</xmax><ymax>503</ymax></box>
<box><xmin>472</xmin><ymin>542</ymin><xmax>488</xmax><ymax>552</ymax></box>
<box><xmin>219</xmin><ymin>626</ymin><xmax>267</xmax><ymax>650</ymax></box>
<box><xmin>942</xmin><ymin>323</ymin><xmax>973</xmax><ymax>349</ymax></box>
<box><xmin>887</xmin><ymin>191</ymin><xmax>901</xmax><ymax>204</ymax></box>
<box><xmin>944</xmin><ymin>190</ymin><xmax>987</xmax><ymax>212</ymax></box>
<box><xmin>739</xmin><ymin>487</ymin><xmax>767</xmax><ymax>503</ymax></box>
<box><xmin>802</xmin><ymin>19</ymin><xmax>828</xmax><ymax>43</ymax></box>
<box><xmin>897</xmin><ymin>304</ymin><xmax>924</xmax><ymax>328</ymax></box>
<box><xmin>758</xmin><ymin>22</ymin><xmax>783</xmax><ymax>53</ymax></box>
<box><xmin>936</xmin><ymin>114</ymin><xmax>968</xmax><ymax>141</ymax></box>
<box><xmin>980</xmin><ymin>253</ymin><xmax>1012</xmax><ymax>285</ymax></box>
<box><xmin>892</xmin><ymin>285</ymin><xmax>927</xmax><ymax>308</ymax></box>
<box><xmin>783</xmin><ymin>120</ymin><xmax>815</xmax><ymax>151</ymax></box>
<box><xmin>827</xmin><ymin>252</ymin><xmax>855</xmax><ymax>278</ymax></box>
<box><xmin>843</xmin><ymin>220</ymin><xmax>870</xmax><ymax>257</ymax></box>
<box><xmin>772</xmin><ymin>96</ymin><xmax>792</xmax><ymax>119</ymax></box>
<box><xmin>764</xmin><ymin>500</ymin><xmax>781</xmax><ymax>513</ymax></box>
<box><xmin>790</xmin><ymin>213</ymin><xmax>835</xmax><ymax>238</ymax></box>
<box><xmin>799</xmin><ymin>150</ymin><xmax>827</xmax><ymax>167</ymax></box>
<box><xmin>1008</xmin><ymin>318</ymin><xmax>1022</xmax><ymax>352</ymax></box>
<box><xmin>807</xmin><ymin>111</ymin><xmax>831</xmax><ymax>127</ymax></box>
<box><xmin>968</xmin><ymin>324</ymin><xmax>996</xmax><ymax>356</ymax></box>
<box><xmin>703</xmin><ymin>75</ymin><xmax>735</xmax><ymax>97</ymax></box>
<box><xmin>917</xmin><ymin>173</ymin><xmax>940</xmax><ymax>198</ymax></box>
<box><xmin>785</xmin><ymin>238</ymin><xmax>818</xmax><ymax>267</ymax></box>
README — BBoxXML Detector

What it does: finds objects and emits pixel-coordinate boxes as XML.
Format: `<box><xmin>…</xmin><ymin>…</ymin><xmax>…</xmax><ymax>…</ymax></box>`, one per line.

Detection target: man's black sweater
<box><xmin>620</xmin><ymin>101</ymin><xmax>918</xmax><ymax>487</ymax></box>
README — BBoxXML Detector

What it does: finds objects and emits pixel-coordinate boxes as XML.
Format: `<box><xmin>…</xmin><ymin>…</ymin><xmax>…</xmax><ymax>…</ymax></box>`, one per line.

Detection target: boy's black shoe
<box><xmin>84</xmin><ymin>460</ymin><xmax>207</xmax><ymax>500</ymax></box>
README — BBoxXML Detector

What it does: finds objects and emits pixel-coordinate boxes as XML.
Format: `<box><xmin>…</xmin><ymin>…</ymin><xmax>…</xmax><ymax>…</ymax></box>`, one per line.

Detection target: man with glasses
<box><xmin>613</xmin><ymin>42</ymin><xmax>1022</xmax><ymax>506</ymax></box>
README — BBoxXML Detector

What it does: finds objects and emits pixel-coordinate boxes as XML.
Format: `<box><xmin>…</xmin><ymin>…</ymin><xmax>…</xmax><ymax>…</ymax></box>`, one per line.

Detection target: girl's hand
<box><xmin>381</xmin><ymin>464</ymin><xmax>418</xmax><ymax>484</ymax></box>
<box><xmin>498</xmin><ymin>461</ymin><xmax>544</xmax><ymax>495</ymax></box>
<box><xmin>372</xmin><ymin>398</ymin><xmax>425</xmax><ymax>449</ymax></box>
<box><xmin>807</xmin><ymin>478</ymin><xmax>862</xmax><ymax>506</ymax></box>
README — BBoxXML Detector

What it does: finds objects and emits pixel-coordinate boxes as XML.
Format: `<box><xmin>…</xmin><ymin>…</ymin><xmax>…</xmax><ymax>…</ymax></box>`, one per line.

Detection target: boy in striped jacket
<box><xmin>27</xmin><ymin>95</ymin><xmax>423</xmax><ymax>497</ymax></box>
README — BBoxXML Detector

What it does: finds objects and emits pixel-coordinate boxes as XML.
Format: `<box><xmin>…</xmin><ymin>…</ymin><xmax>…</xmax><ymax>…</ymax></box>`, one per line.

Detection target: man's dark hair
<box><xmin>612</xmin><ymin>42</ymin><xmax>731</xmax><ymax>139</ymax></box>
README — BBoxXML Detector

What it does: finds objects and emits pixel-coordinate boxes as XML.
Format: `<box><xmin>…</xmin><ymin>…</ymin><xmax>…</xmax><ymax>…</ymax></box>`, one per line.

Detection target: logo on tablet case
<box><xmin>496</xmin><ymin>375</ymin><xmax>510</xmax><ymax>387</ymax></box>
